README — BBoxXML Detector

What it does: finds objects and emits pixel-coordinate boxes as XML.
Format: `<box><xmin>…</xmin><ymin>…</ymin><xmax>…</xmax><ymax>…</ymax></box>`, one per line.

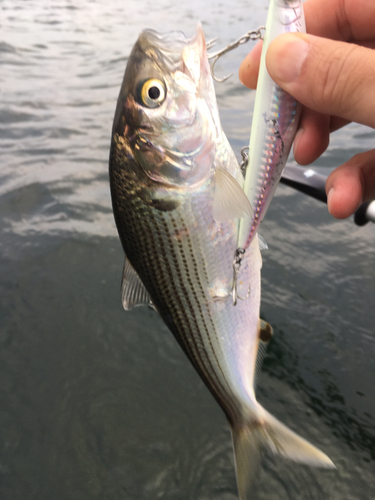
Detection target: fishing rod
<box><xmin>280</xmin><ymin>164</ymin><xmax>375</xmax><ymax>226</ymax></box>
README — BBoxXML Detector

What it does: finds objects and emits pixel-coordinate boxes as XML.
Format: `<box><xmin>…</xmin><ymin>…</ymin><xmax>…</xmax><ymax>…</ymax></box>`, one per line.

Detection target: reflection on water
<box><xmin>1</xmin><ymin>1</ymin><xmax>375</xmax><ymax>499</ymax></box>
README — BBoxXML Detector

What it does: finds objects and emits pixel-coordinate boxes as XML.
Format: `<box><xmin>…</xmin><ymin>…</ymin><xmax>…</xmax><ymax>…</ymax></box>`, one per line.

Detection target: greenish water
<box><xmin>1</xmin><ymin>1</ymin><xmax>375</xmax><ymax>499</ymax></box>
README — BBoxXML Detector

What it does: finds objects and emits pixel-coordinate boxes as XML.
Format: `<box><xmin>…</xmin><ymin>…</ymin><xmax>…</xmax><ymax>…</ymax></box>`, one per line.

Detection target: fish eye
<box><xmin>139</xmin><ymin>79</ymin><xmax>166</xmax><ymax>108</ymax></box>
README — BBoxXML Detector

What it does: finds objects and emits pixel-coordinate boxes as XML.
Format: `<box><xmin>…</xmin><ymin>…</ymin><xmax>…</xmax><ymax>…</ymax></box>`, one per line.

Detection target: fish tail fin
<box><xmin>231</xmin><ymin>406</ymin><xmax>335</xmax><ymax>500</ymax></box>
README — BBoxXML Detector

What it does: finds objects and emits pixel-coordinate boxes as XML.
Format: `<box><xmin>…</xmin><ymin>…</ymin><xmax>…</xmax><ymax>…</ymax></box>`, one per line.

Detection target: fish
<box><xmin>109</xmin><ymin>23</ymin><xmax>334</xmax><ymax>499</ymax></box>
<box><xmin>238</xmin><ymin>0</ymin><xmax>306</xmax><ymax>250</ymax></box>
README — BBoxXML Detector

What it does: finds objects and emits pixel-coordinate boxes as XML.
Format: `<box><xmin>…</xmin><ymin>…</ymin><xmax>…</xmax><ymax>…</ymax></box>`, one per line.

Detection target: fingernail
<box><xmin>267</xmin><ymin>34</ymin><xmax>310</xmax><ymax>83</ymax></box>
<box><xmin>327</xmin><ymin>187</ymin><xmax>334</xmax><ymax>214</ymax></box>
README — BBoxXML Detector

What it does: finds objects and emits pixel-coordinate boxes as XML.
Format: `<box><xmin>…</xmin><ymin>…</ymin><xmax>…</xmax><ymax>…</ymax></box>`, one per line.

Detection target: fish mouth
<box><xmin>180</xmin><ymin>23</ymin><xmax>208</xmax><ymax>85</ymax></box>
<box><xmin>139</xmin><ymin>23</ymin><xmax>209</xmax><ymax>88</ymax></box>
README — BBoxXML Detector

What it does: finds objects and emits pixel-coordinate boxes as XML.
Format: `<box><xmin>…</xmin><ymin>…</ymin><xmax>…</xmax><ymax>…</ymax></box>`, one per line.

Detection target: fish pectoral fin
<box><xmin>231</xmin><ymin>407</ymin><xmax>335</xmax><ymax>500</ymax></box>
<box><xmin>213</xmin><ymin>166</ymin><xmax>253</xmax><ymax>222</ymax></box>
<box><xmin>121</xmin><ymin>258</ymin><xmax>153</xmax><ymax>311</ymax></box>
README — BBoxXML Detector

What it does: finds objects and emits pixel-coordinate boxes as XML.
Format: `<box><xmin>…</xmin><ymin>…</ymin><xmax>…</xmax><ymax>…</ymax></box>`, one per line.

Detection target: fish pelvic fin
<box><xmin>121</xmin><ymin>258</ymin><xmax>154</xmax><ymax>311</ymax></box>
<box><xmin>231</xmin><ymin>407</ymin><xmax>335</xmax><ymax>500</ymax></box>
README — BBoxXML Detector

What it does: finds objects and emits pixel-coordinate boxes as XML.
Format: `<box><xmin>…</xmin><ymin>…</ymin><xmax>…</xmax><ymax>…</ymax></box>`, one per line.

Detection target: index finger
<box><xmin>304</xmin><ymin>0</ymin><xmax>375</xmax><ymax>42</ymax></box>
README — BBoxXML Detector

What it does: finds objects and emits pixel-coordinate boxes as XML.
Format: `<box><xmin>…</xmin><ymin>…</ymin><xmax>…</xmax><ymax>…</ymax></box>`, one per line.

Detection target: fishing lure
<box><xmin>238</xmin><ymin>0</ymin><xmax>306</xmax><ymax>250</ymax></box>
<box><xmin>209</xmin><ymin>0</ymin><xmax>305</xmax><ymax>303</ymax></box>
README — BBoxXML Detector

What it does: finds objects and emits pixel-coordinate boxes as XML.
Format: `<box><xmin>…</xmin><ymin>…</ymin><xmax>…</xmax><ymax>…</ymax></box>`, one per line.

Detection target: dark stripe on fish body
<box><xmin>110</xmin><ymin>164</ymin><xmax>242</xmax><ymax>424</ymax></box>
<box><xmin>169</xmin><ymin>211</ymin><xmax>242</xmax><ymax>424</ymax></box>
<box><xmin>141</xmin><ymin>206</ymin><xmax>240</xmax><ymax>424</ymax></box>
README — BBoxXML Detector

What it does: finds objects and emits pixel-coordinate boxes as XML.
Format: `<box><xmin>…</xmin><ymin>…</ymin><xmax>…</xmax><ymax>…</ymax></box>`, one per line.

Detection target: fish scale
<box><xmin>111</xmin><ymin>166</ymin><xmax>250</xmax><ymax>423</ymax></box>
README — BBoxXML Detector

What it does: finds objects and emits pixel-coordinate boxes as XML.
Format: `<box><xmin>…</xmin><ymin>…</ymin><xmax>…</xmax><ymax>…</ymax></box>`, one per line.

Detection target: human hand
<box><xmin>239</xmin><ymin>0</ymin><xmax>375</xmax><ymax>219</ymax></box>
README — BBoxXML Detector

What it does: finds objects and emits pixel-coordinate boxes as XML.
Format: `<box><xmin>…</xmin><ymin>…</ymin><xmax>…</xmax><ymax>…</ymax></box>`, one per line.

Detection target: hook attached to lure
<box><xmin>207</xmin><ymin>26</ymin><xmax>265</xmax><ymax>82</ymax></box>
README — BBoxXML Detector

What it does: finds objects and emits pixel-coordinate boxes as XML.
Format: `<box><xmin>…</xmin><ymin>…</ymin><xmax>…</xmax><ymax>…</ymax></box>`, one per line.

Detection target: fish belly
<box><xmin>115</xmin><ymin>177</ymin><xmax>261</xmax><ymax>422</ymax></box>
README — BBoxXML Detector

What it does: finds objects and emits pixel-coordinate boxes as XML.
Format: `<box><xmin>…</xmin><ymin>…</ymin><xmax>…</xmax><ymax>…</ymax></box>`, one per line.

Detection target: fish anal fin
<box><xmin>213</xmin><ymin>166</ymin><xmax>253</xmax><ymax>222</ymax></box>
<box><xmin>254</xmin><ymin>319</ymin><xmax>273</xmax><ymax>388</ymax></box>
<box><xmin>259</xmin><ymin>319</ymin><xmax>273</xmax><ymax>343</ymax></box>
<box><xmin>121</xmin><ymin>258</ymin><xmax>153</xmax><ymax>311</ymax></box>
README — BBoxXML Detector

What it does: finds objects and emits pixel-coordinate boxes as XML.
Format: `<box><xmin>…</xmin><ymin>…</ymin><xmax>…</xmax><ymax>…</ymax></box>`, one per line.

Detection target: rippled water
<box><xmin>1</xmin><ymin>1</ymin><xmax>375</xmax><ymax>499</ymax></box>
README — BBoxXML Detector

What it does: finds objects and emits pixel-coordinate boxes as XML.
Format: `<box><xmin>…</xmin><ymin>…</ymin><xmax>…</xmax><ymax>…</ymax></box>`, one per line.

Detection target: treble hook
<box><xmin>207</xmin><ymin>26</ymin><xmax>265</xmax><ymax>83</ymax></box>
<box><xmin>206</xmin><ymin>37</ymin><xmax>218</xmax><ymax>51</ymax></box>
<box><xmin>231</xmin><ymin>248</ymin><xmax>251</xmax><ymax>306</ymax></box>
<box><xmin>211</xmin><ymin>247</ymin><xmax>251</xmax><ymax>305</ymax></box>
<box><xmin>240</xmin><ymin>146</ymin><xmax>249</xmax><ymax>176</ymax></box>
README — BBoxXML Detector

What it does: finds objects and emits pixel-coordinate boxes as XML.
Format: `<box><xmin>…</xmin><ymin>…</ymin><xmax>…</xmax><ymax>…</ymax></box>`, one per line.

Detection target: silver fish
<box><xmin>109</xmin><ymin>24</ymin><xmax>334</xmax><ymax>499</ymax></box>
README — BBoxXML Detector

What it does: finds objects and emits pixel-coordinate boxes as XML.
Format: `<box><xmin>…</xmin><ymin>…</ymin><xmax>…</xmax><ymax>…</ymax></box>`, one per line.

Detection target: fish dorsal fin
<box><xmin>213</xmin><ymin>166</ymin><xmax>253</xmax><ymax>222</ymax></box>
<box><xmin>254</xmin><ymin>319</ymin><xmax>274</xmax><ymax>388</ymax></box>
<box><xmin>121</xmin><ymin>258</ymin><xmax>152</xmax><ymax>311</ymax></box>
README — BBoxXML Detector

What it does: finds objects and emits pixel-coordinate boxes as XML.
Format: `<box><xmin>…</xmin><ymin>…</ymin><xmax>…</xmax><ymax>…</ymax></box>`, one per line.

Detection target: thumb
<box><xmin>266</xmin><ymin>33</ymin><xmax>375</xmax><ymax>128</ymax></box>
